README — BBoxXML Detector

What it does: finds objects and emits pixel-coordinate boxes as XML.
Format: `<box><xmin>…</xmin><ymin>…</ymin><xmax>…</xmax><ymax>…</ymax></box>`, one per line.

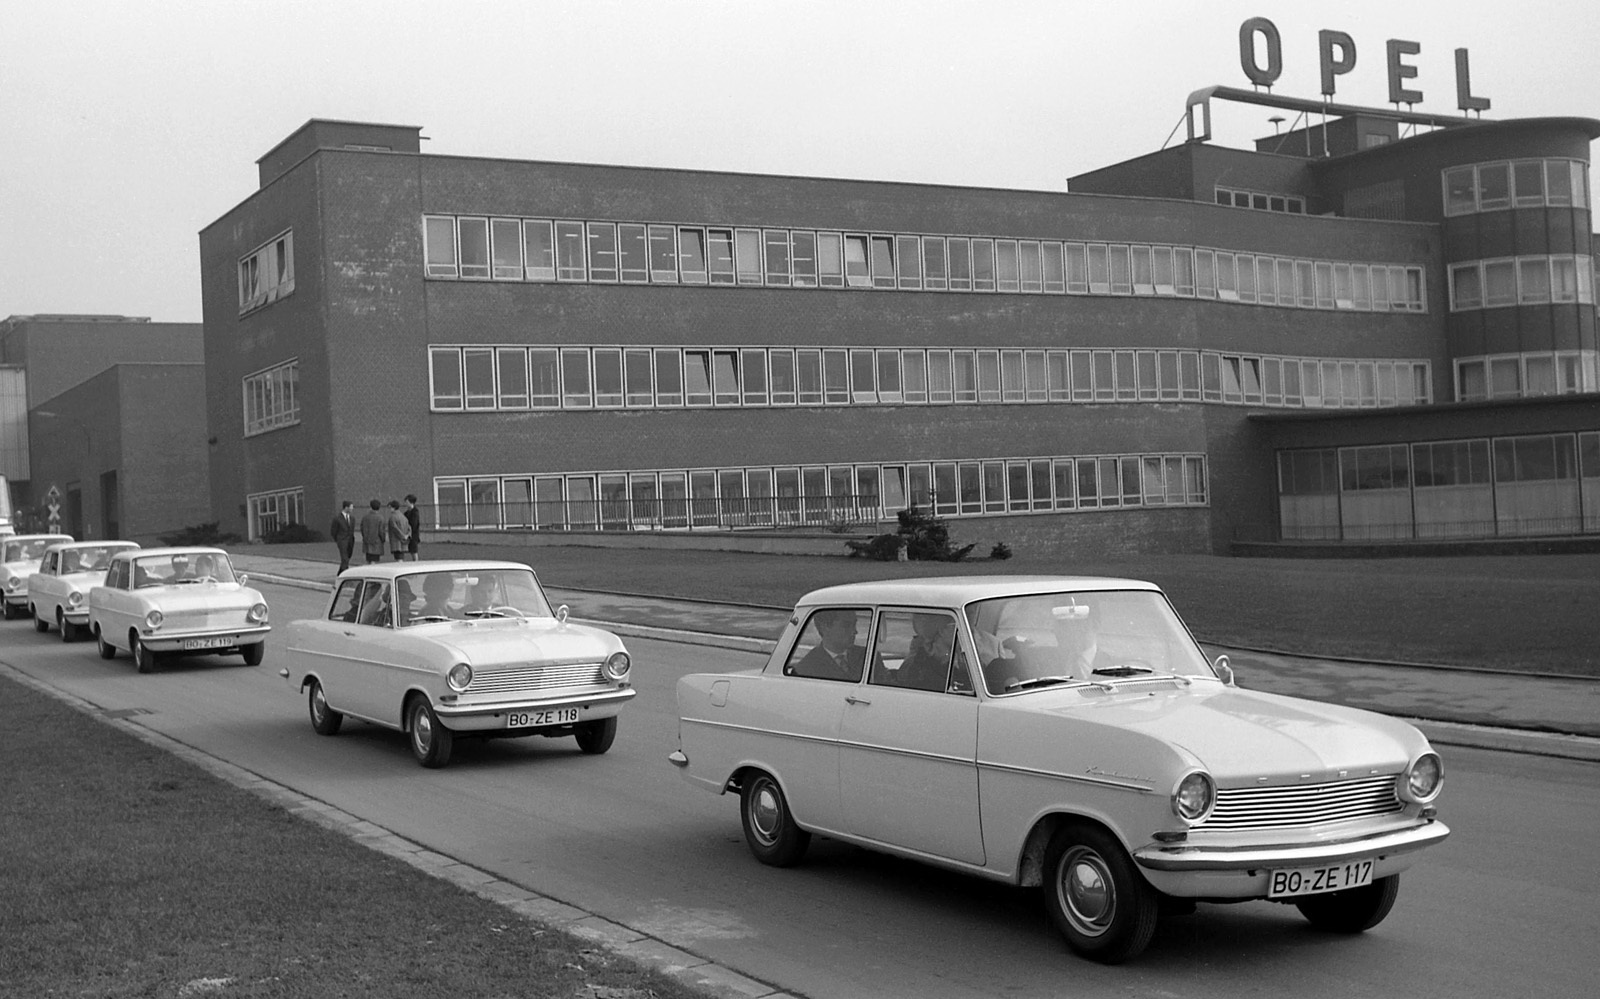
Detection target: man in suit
<box><xmin>402</xmin><ymin>494</ymin><xmax>422</xmax><ymax>561</ymax></box>
<box><xmin>330</xmin><ymin>500</ymin><xmax>356</xmax><ymax>573</ymax></box>
<box><xmin>386</xmin><ymin>499</ymin><xmax>411</xmax><ymax>562</ymax></box>
<box><xmin>792</xmin><ymin>609</ymin><xmax>867</xmax><ymax>680</ymax></box>
<box><xmin>358</xmin><ymin>499</ymin><xmax>388</xmax><ymax>565</ymax></box>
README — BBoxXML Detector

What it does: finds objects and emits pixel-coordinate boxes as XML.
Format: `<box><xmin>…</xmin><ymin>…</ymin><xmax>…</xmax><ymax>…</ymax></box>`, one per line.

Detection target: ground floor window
<box><xmin>430</xmin><ymin>451</ymin><xmax>1206</xmax><ymax>532</ymax></box>
<box><xmin>246</xmin><ymin>487</ymin><xmax>305</xmax><ymax>541</ymax></box>
<box><xmin>1277</xmin><ymin>431</ymin><xmax>1599</xmax><ymax>541</ymax></box>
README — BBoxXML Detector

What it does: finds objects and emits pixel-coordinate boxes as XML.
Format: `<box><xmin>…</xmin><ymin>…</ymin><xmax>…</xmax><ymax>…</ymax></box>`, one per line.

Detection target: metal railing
<box><xmin>1242</xmin><ymin>514</ymin><xmax>1600</xmax><ymax>544</ymax></box>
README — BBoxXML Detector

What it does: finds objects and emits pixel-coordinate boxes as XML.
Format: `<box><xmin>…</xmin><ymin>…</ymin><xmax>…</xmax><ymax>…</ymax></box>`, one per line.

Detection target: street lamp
<box><xmin>33</xmin><ymin>410</ymin><xmax>93</xmax><ymax>536</ymax></box>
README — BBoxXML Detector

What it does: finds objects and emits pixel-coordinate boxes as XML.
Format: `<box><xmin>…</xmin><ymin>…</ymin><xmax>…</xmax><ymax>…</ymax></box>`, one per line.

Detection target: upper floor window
<box><xmin>243</xmin><ymin>359</ymin><xmax>300</xmax><ymax>436</ymax></box>
<box><xmin>1215</xmin><ymin>186</ymin><xmax>1305</xmax><ymax>214</ymax></box>
<box><xmin>1443</xmin><ymin>159</ymin><xmax>1591</xmax><ymax>216</ymax></box>
<box><xmin>238</xmin><ymin>230</ymin><xmax>295</xmax><ymax>313</ymax></box>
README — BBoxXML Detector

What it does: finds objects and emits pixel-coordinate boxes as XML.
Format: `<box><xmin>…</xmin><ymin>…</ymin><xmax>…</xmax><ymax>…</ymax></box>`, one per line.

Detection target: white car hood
<box><xmin>135</xmin><ymin>582</ymin><xmax>262</xmax><ymax>609</ymax></box>
<box><xmin>991</xmin><ymin>682</ymin><xmax>1426</xmax><ymax>783</ymax></box>
<box><xmin>407</xmin><ymin>617</ymin><xmax>623</xmax><ymax>667</ymax></box>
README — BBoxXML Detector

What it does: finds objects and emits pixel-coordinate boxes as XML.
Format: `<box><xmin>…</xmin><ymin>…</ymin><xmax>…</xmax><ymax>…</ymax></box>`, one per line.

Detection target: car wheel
<box><xmin>240</xmin><ymin>642</ymin><xmax>265</xmax><ymax>666</ymax></box>
<box><xmin>574</xmin><ymin>716</ymin><xmax>617</xmax><ymax>755</ymax></box>
<box><xmin>32</xmin><ymin>606</ymin><xmax>48</xmax><ymax>633</ymax></box>
<box><xmin>1043</xmin><ymin>824</ymin><xmax>1159</xmax><ymax>964</ymax></box>
<box><xmin>131</xmin><ymin>632</ymin><xmax>158</xmax><ymax>674</ymax></box>
<box><xmin>739</xmin><ymin>771</ymin><xmax>811</xmax><ymax>867</ymax></box>
<box><xmin>2</xmin><ymin>601</ymin><xmax>14</xmax><ymax>620</ymax></box>
<box><xmin>57</xmin><ymin>609</ymin><xmax>76</xmax><ymax>643</ymax></box>
<box><xmin>407</xmin><ymin>696</ymin><xmax>453</xmax><ymax>768</ymax></box>
<box><xmin>308</xmin><ymin>680</ymin><xmax>343</xmax><ymax>736</ymax></box>
<box><xmin>1295</xmin><ymin>875</ymin><xmax>1400</xmax><ymax>933</ymax></box>
<box><xmin>95</xmin><ymin>626</ymin><xmax>117</xmax><ymax>660</ymax></box>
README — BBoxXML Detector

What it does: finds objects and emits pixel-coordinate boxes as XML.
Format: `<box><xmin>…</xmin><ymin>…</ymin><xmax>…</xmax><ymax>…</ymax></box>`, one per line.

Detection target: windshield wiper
<box><xmin>1005</xmin><ymin>675</ymin><xmax>1076</xmax><ymax>692</ymax></box>
<box><xmin>1092</xmin><ymin>665</ymin><xmax>1155</xmax><ymax>677</ymax></box>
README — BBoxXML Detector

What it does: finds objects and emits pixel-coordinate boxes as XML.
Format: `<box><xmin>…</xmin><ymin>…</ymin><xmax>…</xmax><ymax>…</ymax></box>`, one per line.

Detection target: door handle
<box><xmin>845</xmin><ymin>695</ymin><xmax>871</xmax><ymax>705</ymax></box>
<box><xmin>343</xmin><ymin>630</ymin><xmax>357</xmax><ymax>637</ymax></box>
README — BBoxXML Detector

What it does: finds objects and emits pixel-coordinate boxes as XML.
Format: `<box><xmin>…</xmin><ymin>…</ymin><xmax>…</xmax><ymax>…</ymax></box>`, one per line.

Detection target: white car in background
<box><xmin>27</xmin><ymin>540</ymin><xmax>141</xmax><ymax>640</ymax></box>
<box><xmin>2</xmin><ymin>533</ymin><xmax>73</xmax><ymax>619</ymax></box>
<box><xmin>280</xmin><ymin>561</ymin><xmax>635</xmax><ymax>768</ymax></box>
<box><xmin>89</xmin><ymin>547</ymin><xmax>271</xmax><ymax>672</ymax></box>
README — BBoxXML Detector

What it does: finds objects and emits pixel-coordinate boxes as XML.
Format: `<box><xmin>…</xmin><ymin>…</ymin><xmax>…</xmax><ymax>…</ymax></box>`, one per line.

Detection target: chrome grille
<box><xmin>1203</xmin><ymin>774</ymin><xmax>1402</xmax><ymax>831</ymax></box>
<box><xmin>159</xmin><ymin>608</ymin><xmax>252</xmax><ymax>631</ymax></box>
<box><xmin>469</xmin><ymin>662</ymin><xmax>605</xmax><ymax>696</ymax></box>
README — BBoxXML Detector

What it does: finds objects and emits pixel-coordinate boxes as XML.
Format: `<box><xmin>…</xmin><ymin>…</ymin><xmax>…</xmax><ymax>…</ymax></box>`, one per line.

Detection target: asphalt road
<box><xmin>4</xmin><ymin>580</ymin><xmax>1597</xmax><ymax>999</ymax></box>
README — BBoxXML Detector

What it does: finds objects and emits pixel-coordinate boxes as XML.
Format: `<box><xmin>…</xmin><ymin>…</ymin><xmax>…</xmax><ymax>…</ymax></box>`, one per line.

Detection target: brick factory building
<box><xmin>198</xmin><ymin>103</ymin><xmax>1598</xmax><ymax>555</ymax></box>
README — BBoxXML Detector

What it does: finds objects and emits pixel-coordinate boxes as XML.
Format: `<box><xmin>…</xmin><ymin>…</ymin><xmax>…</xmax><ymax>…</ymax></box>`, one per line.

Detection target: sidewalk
<box><xmin>233</xmin><ymin>552</ymin><xmax>1600</xmax><ymax>762</ymax></box>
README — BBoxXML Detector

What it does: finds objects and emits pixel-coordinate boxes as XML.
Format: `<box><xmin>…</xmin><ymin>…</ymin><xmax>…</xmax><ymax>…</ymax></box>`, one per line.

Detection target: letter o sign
<box><xmin>1240</xmin><ymin>17</ymin><xmax>1283</xmax><ymax>87</ymax></box>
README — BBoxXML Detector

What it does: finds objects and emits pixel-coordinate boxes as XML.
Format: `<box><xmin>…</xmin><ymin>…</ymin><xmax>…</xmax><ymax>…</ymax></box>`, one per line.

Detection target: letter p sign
<box><xmin>1319</xmin><ymin>30</ymin><xmax>1357</xmax><ymax>97</ymax></box>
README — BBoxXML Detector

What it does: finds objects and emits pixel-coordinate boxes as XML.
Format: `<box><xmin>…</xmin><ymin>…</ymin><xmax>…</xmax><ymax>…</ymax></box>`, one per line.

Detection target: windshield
<box><xmin>133</xmin><ymin>553</ymin><xmax>236</xmax><ymax>587</ymax></box>
<box><xmin>58</xmin><ymin>546</ymin><xmax>128</xmax><ymax>574</ymax></box>
<box><xmin>965</xmin><ymin>589</ymin><xmax>1213</xmax><ymax>695</ymax></box>
<box><xmin>5</xmin><ymin>539</ymin><xmax>54</xmax><ymax>563</ymax></box>
<box><xmin>396</xmin><ymin>568</ymin><xmax>551</xmax><ymax>626</ymax></box>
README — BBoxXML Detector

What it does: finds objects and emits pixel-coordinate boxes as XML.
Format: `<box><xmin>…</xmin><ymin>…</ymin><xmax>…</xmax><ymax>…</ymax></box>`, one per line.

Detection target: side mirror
<box><xmin>1213</xmin><ymin>654</ymin><xmax>1235</xmax><ymax>687</ymax></box>
<box><xmin>237</xmin><ymin>573</ymin><xmax>249</xmax><ymax>586</ymax></box>
<box><xmin>556</xmin><ymin>604</ymin><xmax>569</xmax><ymax>625</ymax></box>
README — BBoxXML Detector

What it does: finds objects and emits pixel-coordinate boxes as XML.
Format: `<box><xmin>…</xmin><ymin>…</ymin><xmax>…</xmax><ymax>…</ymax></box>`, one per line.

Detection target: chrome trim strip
<box><xmin>1133</xmin><ymin>820</ymin><xmax>1450</xmax><ymax>871</ymax></box>
<box><xmin>433</xmin><ymin>687</ymin><xmax>636</xmax><ymax>717</ymax></box>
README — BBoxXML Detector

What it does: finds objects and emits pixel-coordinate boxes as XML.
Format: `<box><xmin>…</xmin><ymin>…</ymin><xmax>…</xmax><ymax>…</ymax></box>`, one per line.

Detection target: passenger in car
<box><xmin>793</xmin><ymin>609</ymin><xmax>867</xmax><ymax>680</ymax></box>
<box><xmin>893</xmin><ymin>614</ymin><xmax>957</xmax><ymax>691</ymax></box>
<box><xmin>417</xmin><ymin>573</ymin><xmax>459</xmax><ymax>619</ymax></box>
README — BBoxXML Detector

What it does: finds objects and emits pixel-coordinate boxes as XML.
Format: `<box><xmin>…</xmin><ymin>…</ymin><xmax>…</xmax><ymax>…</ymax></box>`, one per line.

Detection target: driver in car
<box><xmin>984</xmin><ymin>603</ymin><xmax>1112</xmax><ymax>692</ymax></box>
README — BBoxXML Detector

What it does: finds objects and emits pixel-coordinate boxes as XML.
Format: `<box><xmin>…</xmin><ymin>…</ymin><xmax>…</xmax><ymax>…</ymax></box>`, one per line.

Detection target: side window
<box><xmin>870</xmin><ymin>610</ymin><xmax>960</xmax><ymax>693</ymax></box>
<box><xmin>329</xmin><ymin>580</ymin><xmax>363</xmax><ymax>623</ymax></box>
<box><xmin>783</xmin><ymin>607</ymin><xmax>871</xmax><ymax>682</ymax></box>
<box><xmin>105</xmin><ymin>561</ymin><xmax>124</xmax><ymax>589</ymax></box>
<box><xmin>355</xmin><ymin>580</ymin><xmax>391</xmax><ymax>627</ymax></box>
<box><xmin>44</xmin><ymin>552</ymin><xmax>58</xmax><ymax>573</ymax></box>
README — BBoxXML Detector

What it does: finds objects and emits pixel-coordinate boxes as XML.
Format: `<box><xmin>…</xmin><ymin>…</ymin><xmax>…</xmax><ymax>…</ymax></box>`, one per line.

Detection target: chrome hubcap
<box><xmin>750</xmin><ymin>783</ymin><xmax>781</xmax><ymax>844</ymax></box>
<box><xmin>414</xmin><ymin>708</ymin><xmax>432</xmax><ymax>750</ymax></box>
<box><xmin>312</xmin><ymin>687</ymin><xmax>326</xmax><ymax>721</ymax></box>
<box><xmin>1059</xmin><ymin>847</ymin><xmax>1115</xmax><ymax>936</ymax></box>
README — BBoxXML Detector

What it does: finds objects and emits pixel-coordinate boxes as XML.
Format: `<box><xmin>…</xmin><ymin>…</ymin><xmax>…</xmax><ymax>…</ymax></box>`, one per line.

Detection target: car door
<box><xmin>308</xmin><ymin>579</ymin><xmax>406</xmax><ymax>725</ymax></box>
<box><xmin>32</xmin><ymin>550</ymin><xmax>59</xmax><ymax>619</ymax></box>
<box><xmin>837</xmin><ymin>607</ymin><xmax>985</xmax><ymax>865</ymax></box>
<box><xmin>92</xmin><ymin>557</ymin><xmax>139</xmax><ymax>647</ymax></box>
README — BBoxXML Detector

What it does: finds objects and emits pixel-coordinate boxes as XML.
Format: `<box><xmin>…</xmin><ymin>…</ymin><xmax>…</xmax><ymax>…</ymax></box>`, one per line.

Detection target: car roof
<box><xmin>796</xmin><ymin>575</ymin><xmax>1162</xmax><ymax>609</ymax></box>
<box><xmin>45</xmin><ymin>540</ymin><xmax>140</xmax><ymax>552</ymax></box>
<box><xmin>335</xmin><ymin>560</ymin><xmax>537</xmax><ymax>582</ymax></box>
<box><xmin>114</xmin><ymin>546</ymin><xmax>230</xmax><ymax>559</ymax></box>
<box><xmin>8</xmin><ymin>534</ymin><xmax>73</xmax><ymax>544</ymax></box>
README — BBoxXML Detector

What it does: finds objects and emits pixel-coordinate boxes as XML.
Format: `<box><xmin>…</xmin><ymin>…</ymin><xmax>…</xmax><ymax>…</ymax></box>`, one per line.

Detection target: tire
<box><xmin>95</xmin><ymin>626</ymin><xmax>117</xmax><ymax>660</ymax></box>
<box><xmin>407</xmin><ymin>696</ymin><xmax>453</xmax><ymax>768</ymax></box>
<box><xmin>574</xmin><ymin>716</ymin><xmax>617</xmax><ymax>755</ymax></box>
<box><xmin>1043</xmin><ymin>824</ymin><xmax>1159</xmax><ymax>964</ymax></box>
<box><xmin>32</xmin><ymin>606</ymin><xmax>48</xmax><ymax>633</ymax></box>
<box><xmin>57</xmin><ymin>609</ymin><xmax>76</xmax><ymax>643</ymax></box>
<box><xmin>1295</xmin><ymin>874</ymin><xmax>1400</xmax><ymax>933</ymax></box>
<box><xmin>240</xmin><ymin>642</ymin><xmax>265</xmax><ymax>666</ymax></box>
<box><xmin>308</xmin><ymin>680</ymin><xmax>343</xmax><ymax>736</ymax></box>
<box><xmin>2</xmin><ymin>601</ymin><xmax>15</xmax><ymax>620</ymax></box>
<box><xmin>739</xmin><ymin>771</ymin><xmax>811</xmax><ymax>867</ymax></box>
<box><xmin>132</xmin><ymin>632</ymin><xmax>158</xmax><ymax>674</ymax></box>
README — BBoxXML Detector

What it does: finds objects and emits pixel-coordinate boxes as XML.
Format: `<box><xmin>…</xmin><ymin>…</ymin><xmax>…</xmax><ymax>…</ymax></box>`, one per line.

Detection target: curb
<box><xmin>0</xmin><ymin>662</ymin><xmax>798</xmax><ymax>999</ymax></box>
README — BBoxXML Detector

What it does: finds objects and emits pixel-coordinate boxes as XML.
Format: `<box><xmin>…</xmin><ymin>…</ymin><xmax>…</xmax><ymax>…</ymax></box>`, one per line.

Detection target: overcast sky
<box><xmin>3</xmin><ymin>0</ymin><xmax>1595</xmax><ymax>324</ymax></box>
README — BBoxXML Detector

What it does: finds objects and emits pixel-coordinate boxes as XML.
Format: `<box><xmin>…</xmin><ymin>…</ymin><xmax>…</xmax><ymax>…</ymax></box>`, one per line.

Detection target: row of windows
<box><xmin>426</xmin><ymin>344</ymin><xmax>1432</xmax><ymax>413</ymax></box>
<box><xmin>1214</xmin><ymin>186</ymin><xmax>1306</xmax><ymax>214</ymax></box>
<box><xmin>1454</xmin><ymin>351</ymin><xmax>1599</xmax><ymax>402</ymax></box>
<box><xmin>238</xmin><ymin>230</ymin><xmax>295</xmax><ymax>313</ymax></box>
<box><xmin>421</xmin><ymin>214</ymin><xmax>1428</xmax><ymax>312</ymax></box>
<box><xmin>246</xmin><ymin>487</ymin><xmax>305</xmax><ymax>541</ymax></box>
<box><xmin>1447</xmin><ymin>255</ymin><xmax>1595</xmax><ymax>311</ymax></box>
<box><xmin>1281</xmin><ymin>433</ymin><xmax>1598</xmax><ymax>494</ymax></box>
<box><xmin>432</xmin><ymin>452</ymin><xmax>1209</xmax><ymax>532</ymax></box>
<box><xmin>242</xmin><ymin>360</ymin><xmax>300</xmax><ymax>437</ymax></box>
<box><xmin>1442</xmin><ymin>159</ymin><xmax>1591</xmax><ymax>217</ymax></box>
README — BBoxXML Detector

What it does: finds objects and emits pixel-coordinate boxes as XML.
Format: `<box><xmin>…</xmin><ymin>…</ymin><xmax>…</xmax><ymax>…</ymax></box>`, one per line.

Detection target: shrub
<box><xmin>845</xmin><ymin>533</ymin><xmax>905</xmax><ymax>561</ymax></box>
<box><xmin>990</xmin><ymin>542</ymin><xmax>1013</xmax><ymax>560</ymax></box>
<box><xmin>158</xmin><ymin>522</ymin><xmax>244</xmax><ymax>547</ymax></box>
<box><xmin>894</xmin><ymin>506</ymin><xmax>975</xmax><ymax>562</ymax></box>
<box><xmin>262</xmin><ymin>522</ymin><xmax>324</xmax><ymax>545</ymax></box>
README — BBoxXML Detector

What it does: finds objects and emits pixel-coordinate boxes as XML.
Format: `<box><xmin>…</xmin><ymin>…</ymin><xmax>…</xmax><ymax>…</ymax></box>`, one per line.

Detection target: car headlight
<box><xmin>1401</xmin><ymin>752</ymin><xmax>1443</xmax><ymax>803</ymax></box>
<box><xmin>247</xmin><ymin>602</ymin><xmax>269</xmax><ymax>624</ymax></box>
<box><xmin>5</xmin><ymin>576</ymin><xmax>18</xmax><ymax>591</ymax></box>
<box><xmin>145</xmin><ymin>609</ymin><xmax>164</xmax><ymax>629</ymax></box>
<box><xmin>447</xmin><ymin>663</ymin><xmax>473</xmax><ymax>692</ymax></box>
<box><xmin>603</xmin><ymin>651</ymin><xmax>631</xmax><ymax>681</ymax></box>
<box><xmin>67</xmin><ymin>591</ymin><xmax>83</xmax><ymax>607</ymax></box>
<box><xmin>1172</xmin><ymin>770</ymin><xmax>1215</xmax><ymax>825</ymax></box>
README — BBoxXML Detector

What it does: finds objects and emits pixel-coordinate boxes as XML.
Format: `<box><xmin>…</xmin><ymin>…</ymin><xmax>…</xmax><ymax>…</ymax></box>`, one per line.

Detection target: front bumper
<box><xmin>4</xmin><ymin>592</ymin><xmax>28</xmax><ymax>608</ymax></box>
<box><xmin>434</xmin><ymin>686</ymin><xmax>636</xmax><ymax>733</ymax></box>
<box><xmin>64</xmin><ymin>606</ymin><xmax>90</xmax><ymax>624</ymax></box>
<box><xmin>1132</xmin><ymin>818</ymin><xmax>1449</xmax><ymax>899</ymax></box>
<box><xmin>141</xmin><ymin>625</ymin><xmax>271</xmax><ymax>652</ymax></box>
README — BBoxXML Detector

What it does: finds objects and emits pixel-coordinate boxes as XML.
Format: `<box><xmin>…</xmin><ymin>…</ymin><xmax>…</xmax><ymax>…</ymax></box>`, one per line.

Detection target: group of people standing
<box><xmin>329</xmin><ymin>495</ymin><xmax>420</xmax><ymax>573</ymax></box>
